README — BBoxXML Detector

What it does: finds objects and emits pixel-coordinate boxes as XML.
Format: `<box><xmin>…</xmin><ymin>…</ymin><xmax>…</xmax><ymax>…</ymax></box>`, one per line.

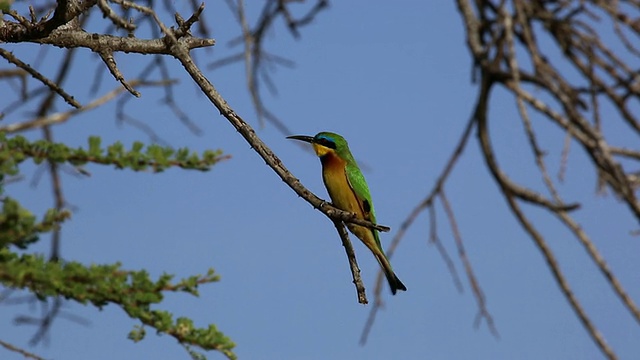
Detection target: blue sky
<box><xmin>2</xmin><ymin>1</ymin><xmax>639</xmax><ymax>359</ymax></box>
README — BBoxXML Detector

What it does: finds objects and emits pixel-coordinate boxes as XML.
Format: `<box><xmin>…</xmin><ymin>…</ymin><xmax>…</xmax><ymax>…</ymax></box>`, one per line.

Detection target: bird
<box><xmin>287</xmin><ymin>132</ymin><xmax>407</xmax><ymax>295</ymax></box>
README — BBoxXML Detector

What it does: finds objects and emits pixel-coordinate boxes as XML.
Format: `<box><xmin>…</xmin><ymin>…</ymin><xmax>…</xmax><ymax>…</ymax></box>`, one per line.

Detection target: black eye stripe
<box><xmin>317</xmin><ymin>138</ymin><xmax>336</xmax><ymax>149</ymax></box>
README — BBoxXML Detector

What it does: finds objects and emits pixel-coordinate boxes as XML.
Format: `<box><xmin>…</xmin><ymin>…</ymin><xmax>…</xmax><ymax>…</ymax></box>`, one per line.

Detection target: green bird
<box><xmin>287</xmin><ymin>132</ymin><xmax>407</xmax><ymax>295</ymax></box>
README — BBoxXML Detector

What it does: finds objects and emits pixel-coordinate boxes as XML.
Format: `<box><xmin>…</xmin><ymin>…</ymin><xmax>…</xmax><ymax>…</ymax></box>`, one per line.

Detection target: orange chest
<box><xmin>320</xmin><ymin>154</ymin><xmax>362</xmax><ymax>216</ymax></box>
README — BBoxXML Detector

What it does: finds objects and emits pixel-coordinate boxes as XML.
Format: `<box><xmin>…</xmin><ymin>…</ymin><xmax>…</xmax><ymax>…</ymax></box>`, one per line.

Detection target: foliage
<box><xmin>0</xmin><ymin>197</ymin><xmax>70</xmax><ymax>249</ymax></box>
<box><xmin>0</xmin><ymin>249</ymin><xmax>235</xmax><ymax>359</ymax></box>
<box><xmin>0</xmin><ymin>132</ymin><xmax>234</xmax><ymax>358</ymax></box>
<box><xmin>0</xmin><ymin>134</ymin><xmax>225</xmax><ymax>173</ymax></box>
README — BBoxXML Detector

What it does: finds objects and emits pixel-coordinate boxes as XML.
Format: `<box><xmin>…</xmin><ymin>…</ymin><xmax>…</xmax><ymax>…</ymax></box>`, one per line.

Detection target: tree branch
<box><xmin>333</xmin><ymin>221</ymin><xmax>367</xmax><ymax>304</ymax></box>
<box><xmin>474</xmin><ymin>63</ymin><xmax>616</xmax><ymax>359</ymax></box>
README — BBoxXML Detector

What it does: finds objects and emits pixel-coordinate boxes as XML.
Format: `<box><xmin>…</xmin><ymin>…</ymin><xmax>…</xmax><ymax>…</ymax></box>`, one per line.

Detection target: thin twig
<box><xmin>440</xmin><ymin>190</ymin><xmax>498</xmax><ymax>337</ymax></box>
<box><xmin>0</xmin><ymin>339</ymin><xmax>45</xmax><ymax>360</ymax></box>
<box><xmin>0</xmin><ymin>80</ymin><xmax>174</xmax><ymax>133</ymax></box>
<box><xmin>214</xmin><ymin>0</ymin><xmax>326</xmax><ymax>131</ymax></box>
<box><xmin>98</xmin><ymin>51</ymin><xmax>141</xmax><ymax>97</ymax></box>
<box><xmin>361</xmin><ymin>115</ymin><xmax>476</xmax><ymax>345</ymax></box>
<box><xmin>0</xmin><ymin>48</ymin><xmax>81</xmax><ymax>109</ymax></box>
<box><xmin>333</xmin><ymin>221</ymin><xmax>367</xmax><ymax>304</ymax></box>
<box><xmin>429</xmin><ymin>205</ymin><xmax>464</xmax><ymax>293</ymax></box>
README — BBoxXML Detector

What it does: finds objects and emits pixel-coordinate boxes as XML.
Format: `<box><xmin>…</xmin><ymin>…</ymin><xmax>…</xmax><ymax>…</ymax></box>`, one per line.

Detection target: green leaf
<box><xmin>88</xmin><ymin>136</ymin><xmax>101</xmax><ymax>156</ymax></box>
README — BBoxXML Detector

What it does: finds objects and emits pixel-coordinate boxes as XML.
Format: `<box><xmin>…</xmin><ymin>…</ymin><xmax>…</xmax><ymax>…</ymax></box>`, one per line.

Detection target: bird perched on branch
<box><xmin>287</xmin><ymin>132</ymin><xmax>406</xmax><ymax>295</ymax></box>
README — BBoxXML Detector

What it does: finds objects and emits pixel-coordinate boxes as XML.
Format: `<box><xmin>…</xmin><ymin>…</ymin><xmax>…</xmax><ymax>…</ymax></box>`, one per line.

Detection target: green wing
<box><xmin>345</xmin><ymin>162</ymin><xmax>384</xmax><ymax>247</ymax></box>
<box><xmin>345</xmin><ymin>163</ymin><xmax>375</xmax><ymax>218</ymax></box>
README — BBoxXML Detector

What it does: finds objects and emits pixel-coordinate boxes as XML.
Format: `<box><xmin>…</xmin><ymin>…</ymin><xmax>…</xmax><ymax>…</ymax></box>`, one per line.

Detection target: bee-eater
<box><xmin>287</xmin><ymin>132</ymin><xmax>407</xmax><ymax>295</ymax></box>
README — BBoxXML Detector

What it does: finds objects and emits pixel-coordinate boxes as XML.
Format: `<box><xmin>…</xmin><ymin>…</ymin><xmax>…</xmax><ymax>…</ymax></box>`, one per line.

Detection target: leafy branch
<box><xmin>0</xmin><ymin>197</ymin><xmax>70</xmax><ymax>249</ymax></box>
<box><xmin>0</xmin><ymin>249</ymin><xmax>235</xmax><ymax>359</ymax></box>
<box><xmin>0</xmin><ymin>134</ymin><xmax>228</xmax><ymax>173</ymax></box>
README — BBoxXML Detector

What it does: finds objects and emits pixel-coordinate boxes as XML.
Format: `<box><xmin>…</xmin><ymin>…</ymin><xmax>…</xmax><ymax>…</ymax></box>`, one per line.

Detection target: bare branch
<box><xmin>0</xmin><ymin>48</ymin><xmax>81</xmax><ymax>108</ymax></box>
<box><xmin>555</xmin><ymin>211</ymin><xmax>640</xmax><ymax>326</ymax></box>
<box><xmin>97</xmin><ymin>0</ymin><xmax>136</xmax><ymax>31</ymax></box>
<box><xmin>0</xmin><ymin>80</ymin><xmax>174</xmax><ymax>133</ymax></box>
<box><xmin>1</xmin><ymin>0</ymin><xmax>97</xmax><ymax>42</ymax></box>
<box><xmin>361</xmin><ymin>111</ymin><xmax>477</xmax><ymax>345</ymax></box>
<box><xmin>98</xmin><ymin>51</ymin><xmax>141</xmax><ymax>97</ymax></box>
<box><xmin>474</xmin><ymin>64</ymin><xmax>616</xmax><ymax>358</ymax></box>
<box><xmin>332</xmin><ymin>221</ymin><xmax>367</xmax><ymax>304</ymax></box>
<box><xmin>214</xmin><ymin>0</ymin><xmax>327</xmax><ymax>131</ymax></box>
<box><xmin>440</xmin><ymin>190</ymin><xmax>498</xmax><ymax>337</ymax></box>
<box><xmin>32</xmin><ymin>30</ymin><xmax>215</xmax><ymax>53</ymax></box>
<box><xmin>428</xmin><ymin>205</ymin><xmax>464</xmax><ymax>293</ymax></box>
<box><xmin>0</xmin><ymin>339</ymin><xmax>46</xmax><ymax>360</ymax></box>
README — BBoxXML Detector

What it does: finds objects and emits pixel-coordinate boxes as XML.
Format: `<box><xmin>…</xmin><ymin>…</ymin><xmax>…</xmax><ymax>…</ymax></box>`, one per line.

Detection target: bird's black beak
<box><xmin>286</xmin><ymin>135</ymin><xmax>315</xmax><ymax>144</ymax></box>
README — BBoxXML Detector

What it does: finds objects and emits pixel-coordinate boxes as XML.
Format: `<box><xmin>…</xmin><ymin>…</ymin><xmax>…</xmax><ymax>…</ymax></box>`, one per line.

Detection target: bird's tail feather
<box><xmin>374</xmin><ymin>253</ymin><xmax>407</xmax><ymax>295</ymax></box>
